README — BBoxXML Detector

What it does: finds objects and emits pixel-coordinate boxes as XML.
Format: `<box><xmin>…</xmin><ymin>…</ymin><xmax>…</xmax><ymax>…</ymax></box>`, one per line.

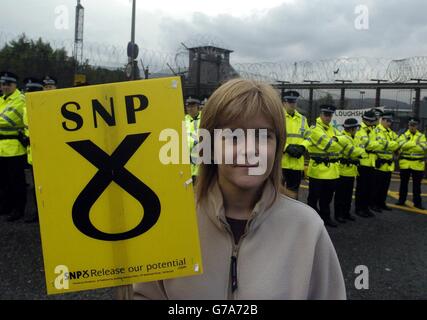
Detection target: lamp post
<box><xmin>125</xmin><ymin>0</ymin><xmax>139</xmax><ymax>80</ymax></box>
<box><xmin>130</xmin><ymin>0</ymin><xmax>136</xmax><ymax>80</ymax></box>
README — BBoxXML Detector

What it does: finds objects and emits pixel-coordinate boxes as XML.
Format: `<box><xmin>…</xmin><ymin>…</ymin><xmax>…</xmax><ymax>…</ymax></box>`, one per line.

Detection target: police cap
<box><xmin>371</xmin><ymin>108</ymin><xmax>384</xmax><ymax>119</ymax></box>
<box><xmin>319</xmin><ymin>104</ymin><xmax>336</xmax><ymax>114</ymax></box>
<box><xmin>343</xmin><ymin>118</ymin><xmax>360</xmax><ymax>129</ymax></box>
<box><xmin>408</xmin><ymin>117</ymin><xmax>420</xmax><ymax>126</ymax></box>
<box><xmin>282</xmin><ymin>90</ymin><xmax>300</xmax><ymax>102</ymax></box>
<box><xmin>23</xmin><ymin>77</ymin><xmax>44</xmax><ymax>92</ymax></box>
<box><xmin>0</xmin><ymin>71</ymin><xmax>18</xmax><ymax>84</ymax></box>
<box><xmin>381</xmin><ymin>112</ymin><xmax>394</xmax><ymax>121</ymax></box>
<box><xmin>186</xmin><ymin>97</ymin><xmax>201</xmax><ymax>106</ymax></box>
<box><xmin>362</xmin><ymin>110</ymin><xmax>377</xmax><ymax>122</ymax></box>
<box><xmin>42</xmin><ymin>75</ymin><xmax>57</xmax><ymax>86</ymax></box>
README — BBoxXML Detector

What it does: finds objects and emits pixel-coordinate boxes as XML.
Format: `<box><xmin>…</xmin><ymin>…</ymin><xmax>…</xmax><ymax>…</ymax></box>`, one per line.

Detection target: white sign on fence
<box><xmin>332</xmin><ymin>107</ymin><xmax>385</xmax><ymax>129</ymax></box>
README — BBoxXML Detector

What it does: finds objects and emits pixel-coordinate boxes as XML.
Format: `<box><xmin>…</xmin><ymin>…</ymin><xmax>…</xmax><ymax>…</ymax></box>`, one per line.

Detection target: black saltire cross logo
<box><xmin>67</xmin><ymin>133</ymin><xmax>161</xmax><ymax>241</ymax></box>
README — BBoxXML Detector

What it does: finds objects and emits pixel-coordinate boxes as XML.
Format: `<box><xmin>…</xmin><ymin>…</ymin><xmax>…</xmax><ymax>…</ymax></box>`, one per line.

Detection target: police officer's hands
<box><xmin>294</xmin><ymin>145</ymin><xmax>306</xmax><ymax>158</ymax></box>
<box><xmin>286</xmin><ymin>144</ymin><xmax>306</xmax><ymax>159</ymax></box>
<box><xmin>18</xmin><ymin>130</ymin><xmax>30</xmax><ymax>148</ymax></box>
<box><xmin>285</xmin><ymin>144</ymin><xmax>298</xmax><ymax>157</ymax></box>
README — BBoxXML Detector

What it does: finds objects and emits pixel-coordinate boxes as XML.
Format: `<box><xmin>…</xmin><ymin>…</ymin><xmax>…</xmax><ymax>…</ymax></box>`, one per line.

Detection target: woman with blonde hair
<box><xmin>133</xmin><ymin>78</ymin><xmax>346</xmax><ymax>299</ymax></box>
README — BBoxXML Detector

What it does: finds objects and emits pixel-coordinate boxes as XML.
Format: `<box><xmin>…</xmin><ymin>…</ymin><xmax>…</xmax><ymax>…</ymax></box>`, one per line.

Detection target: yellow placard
<box><xmin>74</xmin><ymin>73</ymin><xmax>87</xmax><ymax>86</ymax></box>
<box><xmin>26</xmin><ymin>77</ymin><xmax>203</xmax><ymax>295</ymax></box>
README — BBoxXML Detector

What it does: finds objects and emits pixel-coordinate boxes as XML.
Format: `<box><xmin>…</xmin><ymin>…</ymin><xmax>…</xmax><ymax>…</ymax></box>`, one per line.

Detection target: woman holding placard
<box><xmin>133</xmin><ymin>79</ymin><xmax>346</xmax><ymax>300</ymax></box>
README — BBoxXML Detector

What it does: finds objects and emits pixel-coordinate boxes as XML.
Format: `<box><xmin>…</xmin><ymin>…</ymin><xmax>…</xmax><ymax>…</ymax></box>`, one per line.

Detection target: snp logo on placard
<box><xmin>54</xmin><ymin>265</ymin><xmax>70</xmax><ymax>290</ymax></box>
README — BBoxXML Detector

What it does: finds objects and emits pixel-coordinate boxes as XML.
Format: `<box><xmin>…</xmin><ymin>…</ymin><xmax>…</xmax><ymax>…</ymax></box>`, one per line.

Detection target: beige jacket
<box><xmin>133</xmin><ymin>181</ymin><xmax>346</xmax><ymax>300</ymax></box>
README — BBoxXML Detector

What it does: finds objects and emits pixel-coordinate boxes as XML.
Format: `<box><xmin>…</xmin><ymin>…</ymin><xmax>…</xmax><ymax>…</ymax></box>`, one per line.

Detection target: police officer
<box><xmin>371</xmin><ymin>112</ymin><xmax>399</xmax><ymax>212</ymax></box>
<box><xmin>281</xmin><ymin>90</ymin><xmax>309</xmax><ymax>199</ymax></box>
<box><xmin>185</xmin><ymin>97</ymin><xmax>202</xmax><ymax>181</ymax></box>
<box><xmin>0</xmin><ymin>71</ymin><xmax>27</xmax><ymax>221</ymax></box>
<box><xmin>42</xmin><ymin>75</ymin><xmax>57</xmax><ymax>91</ymax></box>
<box><xmin>306</xmin><ymin>104</ymin><xmax>343</xmax><ymax>227</ymax></box>
<box><xmin>22</xmin><ymin>78</ymin><xmax>44</xmax><ymax>223</ymax></box>
<box><xmin>334</xmin><ymin>118</ymin><xmax>367</xmax><ymax>223</ymax></box>
<box><xmin>354</xmin><ymin>110</ymin><xmax>384</xmax><ymax>217</ymax></box>
<box><xmin>396</xmin><ymin>117</ymin><xmax>427</xmax><ymax>209</ymax></box>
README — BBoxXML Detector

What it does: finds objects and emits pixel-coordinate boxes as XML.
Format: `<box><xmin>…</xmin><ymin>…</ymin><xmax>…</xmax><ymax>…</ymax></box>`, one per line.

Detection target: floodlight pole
<box><xmin>130</xmin><ymin>0</ymin><xmax>136</xmax><ymax>80</ymax></box>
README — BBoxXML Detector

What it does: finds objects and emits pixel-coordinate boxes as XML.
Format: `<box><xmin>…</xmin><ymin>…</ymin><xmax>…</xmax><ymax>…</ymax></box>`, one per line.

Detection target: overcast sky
<box><xmin>1</xmin><ymin>0</ymin><xmax>427</xmax><ymax>64</ymax></box>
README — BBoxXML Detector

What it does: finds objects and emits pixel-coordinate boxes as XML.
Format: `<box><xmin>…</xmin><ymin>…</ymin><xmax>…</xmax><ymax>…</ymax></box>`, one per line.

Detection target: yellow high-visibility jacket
<box><xmin>337</xmin><ymin>130</ymin><xmax>367</xmax><ymax>177</ymax></box>
<box><xmin>354</xmin><ymin>122</ymin><xmax>384</xmax><ymax>168</ymax></box>
<box><xmin>374</xmin><ymin>124</ymin><xmax>399</xmax><ymax>172</ymax></box>
<box><xmin>306</xmin><ymin>118</ymin><xmax>343</xmax><ymax>180</ymax></box>
<box><xmin>281</xmin><ymin>110</ymin><xmax>310</xmax><ymax>170</ymax></box>
<box><xmin>0</xmin><ymin>89</ymin><xmax>27</xmax><ymax>157</ymax></box>
<box><xmin>397</xmin><ymin>129</ymin><xmax>427</xmax><ymax>171</ymax></box>
<box><xmin>185</xmin><ymin>112</ymin><xmax>202</xmax><ymax>176</ymax></box>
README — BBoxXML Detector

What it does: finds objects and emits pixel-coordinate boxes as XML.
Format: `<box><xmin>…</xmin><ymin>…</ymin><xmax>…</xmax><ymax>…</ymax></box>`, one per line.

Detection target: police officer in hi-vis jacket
<box><xmin>306</xmin><ymin>104</ymin><xmax>344</xmax><ymax>228</ymax></box>
<box><xmin>281</xmin><ymin>90</ymin><xmax>310</xmax><ymax>199</ymax></box>
<box><xmin>396</xmin><ymin>117</ymin><xmax>427</xmax><ymax>210</ymax></box>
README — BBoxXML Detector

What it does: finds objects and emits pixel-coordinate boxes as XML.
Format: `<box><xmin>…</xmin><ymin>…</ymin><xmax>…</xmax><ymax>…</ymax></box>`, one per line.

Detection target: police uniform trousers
<box><xmin>372</xmin><ymin>170</ymin><xmax>392</xmax><ymax>208</ymax></box>
<box><xmin>0</xmin><ymin>155</ymin><xmax>27</xmax><ymax>216</ymax></box>
<box><xmin>282</xmin><ymin>169</ymin><xmax>303</xmax><ymax>192</ymax></box>
<box><xmin>334</xmin><ymin>176</ymin><xmax>355</xmax><ymax>219</ymax></box>
<box><xmin>399</xmin><ymin>169</ymin><xmax>424</xmax><ymax>206</ymax></box>
<box><xmin>24</xmin><ymin>166</ymin><xmax>39</xmax><ymax>222</ymax></box>
<box><xmin>307</xmin><ymin>178</ymin><xmax>337</xmax><ymax>221</ymax></box>
<box><xmin>355</xmin><ymin>165</ymin><xmax>375</xmax><ymax>212</ymax></box>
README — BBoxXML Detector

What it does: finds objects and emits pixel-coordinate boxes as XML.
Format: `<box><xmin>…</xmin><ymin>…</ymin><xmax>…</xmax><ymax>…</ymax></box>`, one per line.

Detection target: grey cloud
<box><xmin>158</xmin><ymin>0</ymin><xmax>427</xmax><ymax>63</ymax></box>
<box><xmin>1</xmin><ymin>0</ymin><xmax>427</xmax><ymax>65</ymax></box>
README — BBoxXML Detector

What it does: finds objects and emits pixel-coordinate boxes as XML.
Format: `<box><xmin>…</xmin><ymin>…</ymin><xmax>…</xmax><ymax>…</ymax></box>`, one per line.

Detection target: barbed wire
<box><xmin>0</xmin><ymin>32</ymin><xmax>179</xmax><ymax>73</ymax></box>
<box><xmin>2</xmin><ymin>32</ymin><xmax>427</xmax><ymax>82</ymax></box>
<box><xmin>234</xmin><ymin>57</ymin><xmax>427</xmax><ymax>83</ymax></box>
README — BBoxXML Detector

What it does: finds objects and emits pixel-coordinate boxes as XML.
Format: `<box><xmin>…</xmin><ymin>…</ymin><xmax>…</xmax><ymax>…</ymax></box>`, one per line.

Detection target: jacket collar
<box><xmin>316</xmin><ymin>117</ymin><xmax>330</xmax><ymax>130</ymax></box>
<box><xmin>185</xmin><ymin>111</ymin><xmax>201</xmax><ymax>121</ymax></box>
<box><xmin>285</xmin><ymin>109</ymin><xmax>301</xmax><ymax>119</ymax></box>
<box><xmin>343</xmin><ymin>130</ymin><xmax>354</xmax><ymax>139</ymax></box>
<box><xmin>378</xmin><ymin>123</ymin><xmax>388</xmax><ymax>132</ymax></box>
<box><xmin>405</xmin><ymin>129</ymin><xmax>419</xmax><ymax>136</ymax></box>
<box><xmin>198</xmin><ymin>179</ymin><xmax>278</xmax><ymax>234</ymax></box>
<box><xmin>361</xmin><ymin>122</ymin><xmax>370</xmax><ymax>130</ymax></box>
<box><xmin>3</xmin><ymin>89</ymin><xmax>20</xmax><ymax>101</ymax></box>
<box><xmin>362</xmin><ymin>121</ymin><xmax>377</xmax><ymax>130</ymax></box>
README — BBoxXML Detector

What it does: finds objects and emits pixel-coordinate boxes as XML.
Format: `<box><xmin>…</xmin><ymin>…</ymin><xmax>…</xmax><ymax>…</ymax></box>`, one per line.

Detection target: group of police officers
<box><xmin>1</xmin><ymin>73</ymin><xmax>426</xmax><ymax>228</ymax></box>
<box><xmin>184</xmin><ymin>90</ymin><xmax>427</xmax><ymax>228</ymax></box>
<box><xmin>281</xmin><ymin>90</ymin><xmax>427</xmax><ymax>228</ymax></box>
<box><xmin>0</xmin><ymin>72</ymin><xmax>57</xmax><ymax>223</ymax></box>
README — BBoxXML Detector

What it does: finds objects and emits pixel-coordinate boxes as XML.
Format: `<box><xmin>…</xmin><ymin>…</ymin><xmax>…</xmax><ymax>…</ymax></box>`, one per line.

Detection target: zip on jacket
<box><xmin>218</xmin><ymin>216</ymin><xmax>251</xmax><ymax>300</ymax></box>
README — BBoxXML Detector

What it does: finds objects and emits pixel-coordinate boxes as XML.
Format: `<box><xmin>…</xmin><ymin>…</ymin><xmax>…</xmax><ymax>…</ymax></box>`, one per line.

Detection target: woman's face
<box><xmin>214</xmin><ymin>112</ymin><xmax>277</xmax><ymax>191</ymax></box>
